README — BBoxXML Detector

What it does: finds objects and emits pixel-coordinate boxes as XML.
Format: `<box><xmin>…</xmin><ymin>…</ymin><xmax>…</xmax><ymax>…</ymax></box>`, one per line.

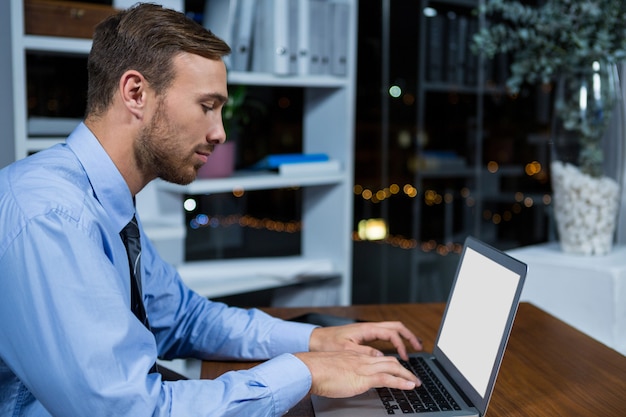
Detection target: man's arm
<box><xmin>139</xmin><ymin>233</ymin><xmax>318</xmax><ymax>361</ymax></box>
<box><xmin>0</xmin><ymin>213</ymin><xmax>312</xmax><ymax>417</ymax></box>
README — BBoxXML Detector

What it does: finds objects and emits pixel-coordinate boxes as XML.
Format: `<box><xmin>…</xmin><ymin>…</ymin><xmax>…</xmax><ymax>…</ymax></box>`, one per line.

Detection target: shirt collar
<box><xmin>66</xmin><ymin>122</ymin><xmax>135</xmax><ymax>232</ymax></box>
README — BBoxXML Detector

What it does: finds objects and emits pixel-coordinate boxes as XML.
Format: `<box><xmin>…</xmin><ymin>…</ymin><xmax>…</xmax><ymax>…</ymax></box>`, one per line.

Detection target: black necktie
<box><xmin>120</xmin><ymin>215</ymin><xmax>158</xmax><ymax>374</ymax></box>
<box><xmin>120</xmin><ymin>216</ymin><xmax>150</xmax><ymax>328</ymax></box>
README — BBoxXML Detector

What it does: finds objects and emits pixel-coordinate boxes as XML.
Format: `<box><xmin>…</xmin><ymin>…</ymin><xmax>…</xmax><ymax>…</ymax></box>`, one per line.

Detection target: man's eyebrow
<box><xmin>200</xmin><ymin>93</ymin><xmax>228</xmax><ymax>104</ymax></box>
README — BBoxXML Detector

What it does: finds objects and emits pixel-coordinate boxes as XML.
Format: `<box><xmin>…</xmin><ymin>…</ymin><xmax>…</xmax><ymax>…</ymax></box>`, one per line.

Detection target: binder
<box><xmin>287</xmin><ymin>0</ymin><xmax>300</xmax><ymax>75</ymax></box>
<box><xmin>329</xmin><ymin>1</ymin><xmax>349</xmax><ymax>76</ymax></box>
<box><xmin>250</xmin><ymin>153</ymin><xmax>330</xmax><ymax>170</ymax></box>
<box><xmin>297</xmin><ymin>0</ymin><xmax>311</xmax><ymax>75</ymax></box>
<box><xmin>464</xmin><ymin>17</ymin><xmax>479</xmax><ymax>85</ymax></box>
<box><xmin>426</xmin><ymin>13</ymin><xmax>445</xmax><ymax>82</ymax></box>
<box><xmin>445</xmin><ymin>11</ymin><xmax>459</xmax><ymax>83</ymax></box>
<box><xmin>278</xmin><ymin>160</ymin><xmax>341</xmax><ymax>176</ymax></box>
<box><xmin>309</xmin><ymin>0</ymin><xmax>330</xmax><ymax>75</ymax></box>
<box><xmin>203</xmin><ymin>0</ymin><xmax>239</xmax><ymax>69</ymax></box>
<box><xmin>455</xmin><ymin>15</ymin><xmax>468</xmax><ymax>85</ymax></box>
<box><xmin>231</xmin><ymin>0</ymin><xmax>257</xmax><ymax>71</ymax></box>
<box><xmin>252</xmin><ymin>0</ymin><xmax>293</xmax><ymax>75</ymax></box>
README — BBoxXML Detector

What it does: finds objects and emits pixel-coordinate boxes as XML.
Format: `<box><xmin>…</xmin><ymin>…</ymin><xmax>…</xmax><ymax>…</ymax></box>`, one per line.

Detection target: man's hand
<box><xmin>294</xmin><ymin>350</ymin><xmax>420</xmax><ymax>398</ymax></box>
<box><xmin>308</xmin><ymin>321</ymin><xmax>423</xmax><ymax>361</ymax></box>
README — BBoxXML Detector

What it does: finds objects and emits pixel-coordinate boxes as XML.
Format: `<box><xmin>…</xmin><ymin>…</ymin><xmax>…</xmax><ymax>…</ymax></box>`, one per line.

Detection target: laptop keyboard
<box><xmin>376</xmin><ymin>357</ymin><xmax>461</xmax><ymax>414</ymax></box>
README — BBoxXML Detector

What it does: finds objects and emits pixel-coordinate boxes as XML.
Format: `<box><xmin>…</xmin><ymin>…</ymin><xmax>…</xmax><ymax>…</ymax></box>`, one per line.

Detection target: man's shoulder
<box><xmin>0</xmin><ymin>145</ymin><xmax>90</xmax><ymax>219</ymax></box>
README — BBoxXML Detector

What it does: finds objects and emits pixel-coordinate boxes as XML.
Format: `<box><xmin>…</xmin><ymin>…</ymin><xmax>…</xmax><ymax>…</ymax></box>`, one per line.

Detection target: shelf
<box><xmin>423</xmin><ymin>81</ymin><xmax>481</xmax><ymax>94</ymax></box>
<box><xmin>176</xmin><ymin>256</ymin><xmax>337</xmax><ymax>298</ymax></box>
<box><xmin>228</xmin><ymin>72</ymin><xmax>348</xmax><ymax>88</ymax></box>
<box><xmin>26</xmin><ymin>137</ymin><xmax>65</xmax><ymax>152</ymax></box>
<box><xmin>23</xmin><ymin>35</ymin><xmax>348</xmax><ymax>88</ymax></box>
<box><xmin>156</xmin><ymin>170</ymin><xmax>345</xmax><ymax>195</ymax></box>
<box><xmin>8</xmin><ymin>0</ymin><xmax>357</xmax><ymax>307</ymax></box>
<box><xmin>23</xmin><ymin>35</ymin><xmax>92</xmax><ymax>54</ymax></box>
<box><xmin>417</xmin><ymin>166</ymin><xmax>476</xmax><ymax>178</ymax></box>
<box><xmin>422</xmin><ymin>81</ymin><xmax>506</xmax><ymax>95</ymax></box>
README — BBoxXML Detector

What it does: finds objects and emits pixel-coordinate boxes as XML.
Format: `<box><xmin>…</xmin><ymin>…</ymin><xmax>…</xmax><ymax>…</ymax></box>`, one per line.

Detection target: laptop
<box><xmin>312</xmin><ymin>236</ymin><xmax>527</xmax><ymax>417</ymax></box>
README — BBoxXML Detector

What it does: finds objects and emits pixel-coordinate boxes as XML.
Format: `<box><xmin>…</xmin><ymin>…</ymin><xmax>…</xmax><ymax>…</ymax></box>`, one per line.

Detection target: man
<box><xmin>0</xmin><ymin>3</ymin><xmax>422</xmax><ymax>416</ymax></box>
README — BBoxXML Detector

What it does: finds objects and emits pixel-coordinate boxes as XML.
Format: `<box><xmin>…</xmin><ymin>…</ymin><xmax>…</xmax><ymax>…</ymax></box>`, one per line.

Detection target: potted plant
<box><xmin>222</xmin><ymin>84</ymin><xmax>252</xmax><ymax>139</ymax></box>
<box><xmin>471</xmin><ymin>0</ymin><xmax>626</xmax><ymax>255</ymax></box>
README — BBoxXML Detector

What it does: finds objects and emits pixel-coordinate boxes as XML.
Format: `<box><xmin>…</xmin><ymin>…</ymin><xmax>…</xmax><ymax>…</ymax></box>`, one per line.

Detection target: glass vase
<box><xmin>550</xmin><ymin>60</ymin><xmax>624</xmax><ymax>255</ymax></box>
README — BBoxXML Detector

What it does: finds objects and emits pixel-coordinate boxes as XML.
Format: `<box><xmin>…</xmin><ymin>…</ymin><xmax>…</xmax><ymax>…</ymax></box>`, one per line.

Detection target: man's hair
<box><xmin>85</xmin><ymin>2</ymin><xmax>231</xmax><ymax>117</ymax></box>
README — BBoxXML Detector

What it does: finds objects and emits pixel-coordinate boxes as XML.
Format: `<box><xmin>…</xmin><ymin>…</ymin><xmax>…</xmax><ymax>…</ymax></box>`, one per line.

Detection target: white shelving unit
<box><xmin>3</xmin><ymin>0</ymin><xmax>357</xmax><ymax>306</ymax></box>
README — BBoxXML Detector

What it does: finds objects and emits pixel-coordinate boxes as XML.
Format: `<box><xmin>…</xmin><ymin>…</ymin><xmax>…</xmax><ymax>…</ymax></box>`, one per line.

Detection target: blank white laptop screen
<box><xmin>436</xmin><ymin>246</ymin><xmax>522</xmax><ymax>397</ymax></box>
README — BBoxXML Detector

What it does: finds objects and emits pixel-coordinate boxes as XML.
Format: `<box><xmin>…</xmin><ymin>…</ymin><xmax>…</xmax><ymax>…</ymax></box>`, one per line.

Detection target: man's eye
<box><xmin>202</xmin><ymin>104</ymin><xmax>214</xmax><ymax>113</ymax></box>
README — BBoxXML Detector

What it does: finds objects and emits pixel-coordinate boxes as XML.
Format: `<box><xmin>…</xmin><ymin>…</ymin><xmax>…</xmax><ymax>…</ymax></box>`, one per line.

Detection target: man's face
<box><xmin>135</xmin><ymin>53</ymin><xmax>228</xmax><ymax>185</ymax></box>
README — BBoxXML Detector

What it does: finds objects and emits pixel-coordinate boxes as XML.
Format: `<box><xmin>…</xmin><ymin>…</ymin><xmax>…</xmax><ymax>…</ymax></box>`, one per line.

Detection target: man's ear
<box><xmin>120</xmin><ymin>70</ymin><xmax>147</xmax><ymax>119</ymax></box>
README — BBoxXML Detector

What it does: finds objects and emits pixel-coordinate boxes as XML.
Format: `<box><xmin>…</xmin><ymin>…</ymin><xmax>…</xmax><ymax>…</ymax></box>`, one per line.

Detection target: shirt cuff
<box><xmin>269</xmin><ymin>318</ymin><xmax>318</xmax><ymax>354</ymax></box>
<box><xmin>254</xmin><ymin>353</ymin><xmax>312</xmax><ymax>416</ymax></box>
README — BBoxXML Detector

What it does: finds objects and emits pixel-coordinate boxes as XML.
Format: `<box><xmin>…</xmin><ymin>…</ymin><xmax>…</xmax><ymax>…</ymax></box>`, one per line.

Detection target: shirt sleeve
<box><xmin>140</xmin><ymin>228</ymin><xmax>318</xmax><ymax>362</ymax></box>
<box><xmin>0</xmin><ymin>210</ymin><xmax>314</xmax><ymax>417</ymax></box>
<box><xmin>166</xmin><ymin>354</ymin><xmax>311</xmax><ymax>417</ymax></box>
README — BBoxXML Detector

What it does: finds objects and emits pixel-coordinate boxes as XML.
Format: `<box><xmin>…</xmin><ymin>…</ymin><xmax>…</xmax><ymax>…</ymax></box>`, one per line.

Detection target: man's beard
<box><xmin>134</xmin><ymin>104</ymin><xmax>203</xmax><ymax>186</ymax></box>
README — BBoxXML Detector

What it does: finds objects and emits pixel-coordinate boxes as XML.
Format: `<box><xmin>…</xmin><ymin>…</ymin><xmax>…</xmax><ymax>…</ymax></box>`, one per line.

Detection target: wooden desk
<box><xmin>201</xmin><ymin>303</ymin><xmax>626</xmax><ymax>416</ymax></box>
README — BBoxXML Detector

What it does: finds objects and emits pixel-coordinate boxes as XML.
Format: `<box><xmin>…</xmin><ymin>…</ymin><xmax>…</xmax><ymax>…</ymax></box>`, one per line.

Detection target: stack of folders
<box><xmin>250</xmin><ymin>153</ymin><xmax>341</xmax><ymax>176</ymax></box>
<box><xmin>203</xmin><ymin>0</ymin><xmax>350</xmax><ymax>76</ymax></box>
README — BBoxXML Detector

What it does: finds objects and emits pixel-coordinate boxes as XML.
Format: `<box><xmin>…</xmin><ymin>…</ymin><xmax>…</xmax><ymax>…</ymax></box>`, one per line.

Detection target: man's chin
<box><xmin>158</xmin><ymin>169</ymin><xmax>198</xmax><ymax>186</ymax></box>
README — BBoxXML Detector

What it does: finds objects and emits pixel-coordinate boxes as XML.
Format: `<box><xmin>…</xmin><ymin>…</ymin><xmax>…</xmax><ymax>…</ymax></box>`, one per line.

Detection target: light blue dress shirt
<box><xmin>0</xmin><ymin>123</ymin><xmax>316</xmax><ymax>416</ymax></box>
